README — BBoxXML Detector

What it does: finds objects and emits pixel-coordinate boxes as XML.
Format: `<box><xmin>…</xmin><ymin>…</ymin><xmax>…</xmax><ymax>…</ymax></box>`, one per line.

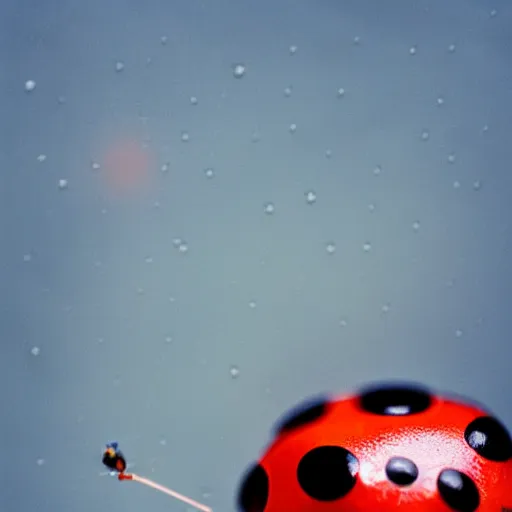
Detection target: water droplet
<box><xmin>181</xmin><ymin>131</ymin><xmax>190</xmax><ymax>142</ymax></box>
<box><xmin>248</xmin><ymin>300</ymin><xmax>257</xmax><ymax>309</ymax></box>
<box><xmin>23</xmin><ymin>253</ymin><xmax>32</xmax><ymax>262</ymax></box>
<box><xmin>421</xmin><ymin>129</ymin><xmax>430</xmax><ymax>141</ymax></box>
<box><xmin>490</xmin><ymin>9</ymin><xmax>497</xmax><ymax>17</ymax></box>
<box><xmin>160</xmin><ymin>35</ymin><xmax>168</xmax><ymax>45</ymax></box>
<box><xmin>25</xmin><ymin>80</ymin><xmax>36</xmax><ymax>92</ymax></box>
<box><xmin>178</xmin><ymin>242</ymin><xmax>189</xmax><ymax>253</ymax></box>
<box><xmin>36</xmin><ymin>458</ymin><xmax>45</xmax><ymax>466</ymax></box>
<box><xmin>373</xmin><ymin>165</ymin><xmax>382</xmax><ymax>176</ymax></box>
<box><xmin>326</xmin><ymin>242</ymin><xmax>336</xmax><ymax>254</ymax></box>
<box><xmin>412</xmin><ymin>221</ymin><xmax>421</xmax><ymax>231</ymax></box>
<box><xmin>447</xmin><ymin>153</ymin><xmax>456</xmax><ymax>164</ymax></box>
<box><xmin>289</xmin><ymin>123</ymin><xmax>297</xmax><ymax>133</ymax></box>
<box><xmin>353</xmin><ymin>36</ymin><xmax>361</xmax><ymax>45</ymax></box>
<box><xmin>58</xmin><ymin>179</ymin><xmax>68</xmax><ymax>190</ymax></box>
<box><xmin>453</xmin><ymin>180</ymin><xmax>461</xmax><ymax>189</ymax></box>
<box><xmin>325</xmin><ymin>149</ymin><xmax>332</xmax><ymax>159</ymax></box>
<box><xmin>232</xmin><ymin>63</ymin><xmax>246</xmax><ymax>78</ymax></box>
<box><xmin>201</xmin><ymin>488</ymin><xmax>212</xmax><ymax>500</ymax></box>
<box><xmin>381</xmin><ymin>304</ymin><xmax>390</xmax><ymax>314</ymax></box>
<box><xmin>362</xmin><ymin>242</ymin><xmax>372</xmax><ymax>252</ymax></box>
<box><xmin>190</xmin><ymin>96</ymin><xmax>198</xmax><ymax>105</ymax></box>
<box><xmin>31</xmin><ymin>346</ymin><xmax>40</xmax><ymax>356</ymax></box>
<box><xmin>482</xmin><ymin>124</ymin><xmax>489</xmax><ymax>133</ymax></box>
<box><xmin>283</xmin><ymin>86</ymin><xmax>292</xmax><ymax>97</ymax></box>
<box><xmin>204</xmin><ymin>167</ymin><xmax>214</xmax><ymax>178</ymax></box>
<box><xmin>37</xmin><ymin>154</ymin><xmax>47</xmax><ymax>163</ymax></box>
<box><xmin>159</xmin><ymin>438</ymin><xmax>167</xmax><ymax>445</ymax></box>
<box><xmin>115</xmin><ymin>61</ymin><xmax>125</xmax><ymax>72</ymax></box>
<box><xmin>368</xmin><ymin>203</ymin><xmax>375</xmax><ymax>212</ymax></box>
<box><xmin>264</xmin><ymin>202</ymin><xmax>275</xmax><ymax>214</ymax></box>
<box><xmin>436</xmin><ymin>96</ymin><xmax>444</xmax><ymax>106</ymax></box>
<box><xmin>230</xmin><ymin>365</ymin><xmax>240</xmax><ymax>378</ymax></box>
<box><xmin>472</xmin><ymin>180</ymin><xmax>482</xmax><ymax>191</ymax></box>
<box><xmin>161</xmin><ymin>162</ymin><xmax>170</xmax><ymax>173</ymax></box>
<box><xmin>455</xmin><ymin>329</ymin><xmax>463</xmax><ymax>337</ymax></box>
<box><xmin>91</xmin><ymin>161</ymin><xmax>100</xmax><ymax>171</ymax></box>
<box><xmin>448</xmin><ymin>44</ymin><xmax>456</xmax><ymax>53</ymax></box>
<box><xmin>289</xmin><ymin>45</ymin><xmax>298</xmax><ymax>55</ymax></box>
<box><xmin>305</xmin><ymin>190</ymin><xmax>317</xmax><ymax>204</ymax></box>
<box><xmin>145</xmin><ymin>256</ymin><xmax>153</xmax><ymax>264</ymax></box>
<box><xmin>409</xmin><ymin>45</ymin><xmax>417</xmax><ymax>55</ymax></box>
<box><xmin>337</xmin><ymin>87</ymin><xmax>345</xmax><ymax>98</ymax></box>
<box><xmin>339</xmin><ymin>318</ymin><xmax>347</xmax><ymax>327</ymax></box>
<box><xmin>172</xmin><ymin>238</ymin><xmax>183</xmax><ymax>247</ymax></box>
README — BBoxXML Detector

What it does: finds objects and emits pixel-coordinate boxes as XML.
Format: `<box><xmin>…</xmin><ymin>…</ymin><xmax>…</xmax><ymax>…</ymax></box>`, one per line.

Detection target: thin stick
<box><xmin>119</xmin><ymin>473</ymin><xmax>212</xmax><ymax>512</ymax></box>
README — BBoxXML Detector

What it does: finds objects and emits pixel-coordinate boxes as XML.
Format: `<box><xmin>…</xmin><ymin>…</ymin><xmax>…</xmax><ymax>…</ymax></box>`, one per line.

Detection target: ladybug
<box><xmin>237</xmin><ymin>382</ymin><xmax>512</xmax><ymax>512</ymax></box>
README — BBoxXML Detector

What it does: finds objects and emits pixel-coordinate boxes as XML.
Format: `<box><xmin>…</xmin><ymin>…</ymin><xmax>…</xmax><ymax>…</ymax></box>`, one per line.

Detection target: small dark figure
<box><xmin>102</xmin><ymin>441</ymin><xmax>127</xmax><ymax>474</ymax></box>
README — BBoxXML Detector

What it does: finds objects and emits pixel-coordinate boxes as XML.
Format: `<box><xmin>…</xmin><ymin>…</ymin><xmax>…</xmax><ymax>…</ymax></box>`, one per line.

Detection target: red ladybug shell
<box><xmin>238</xmin><ymin>383</ymin><xmax>512</xmax><ymax>512</ymax></box>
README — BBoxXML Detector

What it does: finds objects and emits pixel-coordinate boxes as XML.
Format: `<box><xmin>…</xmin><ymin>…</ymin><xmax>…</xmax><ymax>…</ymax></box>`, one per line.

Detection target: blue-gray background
<box><xmin>2</xmin><ymin>0</ymin><xmax>512</xmax><ymax>511</ymax></box>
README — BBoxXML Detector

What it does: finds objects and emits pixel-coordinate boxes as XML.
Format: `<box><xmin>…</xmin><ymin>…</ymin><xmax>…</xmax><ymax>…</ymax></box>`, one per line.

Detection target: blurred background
<box><xmin>2</xmin><ymin>0</ymin><xmax>512</xmax><ymax>511</ymax></box>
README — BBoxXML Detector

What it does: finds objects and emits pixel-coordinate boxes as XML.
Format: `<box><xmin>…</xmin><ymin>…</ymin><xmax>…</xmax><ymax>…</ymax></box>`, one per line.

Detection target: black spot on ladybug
<box><xmin>358</xmin><ymin>383</ymin><xmax>432</xmax><ymax>416</ymax></box>
<box><xmin>297</xmin><ymin>445</ymin><xmax>359</xmax><ymax>501</ymax></box>
<box><xmin>437</xmin><ymin>469</ymin><xmax>480</xmax><ymax>512</ymax></box>
<box><xmin>237</xmin><ymin>463</ymin><xmax>269</xmax><ymax>512</ymax></box>
<box><xmin>464</xmin><ymin>416</ymin><xmax>512</xmax><ymax>462</ymax></box>
<box><xmin>385</xmin><ymin>456</ymin><xmax>419</xmax><ymax>486</ymax></box>
<box><xmin>274</xmin><ymin>396</ymin><xmax>329</xmax><ymax>435</ymax></box>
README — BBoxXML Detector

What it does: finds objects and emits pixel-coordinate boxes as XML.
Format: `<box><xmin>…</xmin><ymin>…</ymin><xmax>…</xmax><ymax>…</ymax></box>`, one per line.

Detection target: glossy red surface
<box><xmin>258</xmin><ymin>393</ymin><xmax>512</xmax><ymax>512</ymax></box>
